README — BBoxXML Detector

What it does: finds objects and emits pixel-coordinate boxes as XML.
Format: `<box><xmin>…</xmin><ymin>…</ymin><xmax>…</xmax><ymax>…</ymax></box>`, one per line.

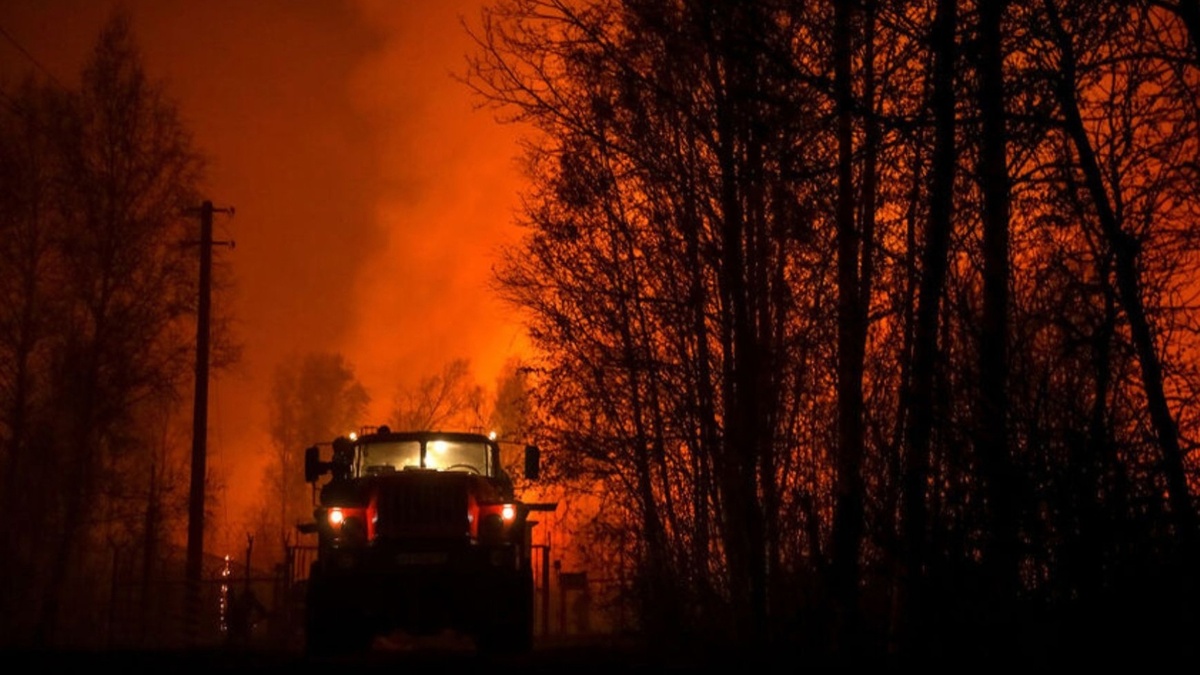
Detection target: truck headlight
<box><xmin>322</xmin><ymin>506</ymin><xmax>367</xmax><ymax>545</ymax></box>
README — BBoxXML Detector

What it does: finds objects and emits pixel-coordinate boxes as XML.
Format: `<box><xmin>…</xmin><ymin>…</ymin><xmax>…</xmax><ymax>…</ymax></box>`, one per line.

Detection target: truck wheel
<box><xmin>306</xmin><ymin>603</ymin><xmax>372</xmax><ymax>657</ymax></box>
<box><xmin>476</xmin><ymin>574</ymin><xmax>534</xmax><ymax>656</ymax></box>
<box><xmin>510</xmin><ymin>576</ymin><xmax>534</xmax><ymax>653</ymax></box>
<box><xmin>305</xmin><ymin>574</ymin><xmax>372</xmax><ymax>658</ymax></box>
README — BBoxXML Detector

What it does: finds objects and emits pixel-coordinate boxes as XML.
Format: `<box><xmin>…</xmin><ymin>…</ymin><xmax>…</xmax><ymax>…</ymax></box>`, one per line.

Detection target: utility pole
<box><xmin>184</xmin><ymin>199</ymin><xmax>233</xmax><ymax>643</ymax></box>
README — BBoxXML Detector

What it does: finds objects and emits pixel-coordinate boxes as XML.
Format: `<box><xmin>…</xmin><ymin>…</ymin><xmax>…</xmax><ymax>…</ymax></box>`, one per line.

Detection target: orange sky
<box><xmin>0</xmin><ymin>0</ymin><xmax>532</xmax><ymax>552</ymax></box>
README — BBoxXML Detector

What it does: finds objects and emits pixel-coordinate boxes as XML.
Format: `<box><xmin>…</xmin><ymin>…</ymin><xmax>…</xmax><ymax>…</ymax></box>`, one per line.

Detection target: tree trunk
<box><xmin>897</xmin><ymin>0</ymin><xmax>958</xmax><ymax>657</ymax></box>
<box><xmin>831</xmin><ymin>0</ymin><xmax>865</xmax><ymax>656</ymax></box>
<box><xmin>975</xmin><ymin>0</ymin><xmax>1020</xmax><ymax>649</ymax></box>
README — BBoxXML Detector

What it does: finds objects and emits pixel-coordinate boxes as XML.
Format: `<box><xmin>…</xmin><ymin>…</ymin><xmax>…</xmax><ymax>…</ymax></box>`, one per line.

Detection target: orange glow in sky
<box><xmin>0</xmin><ymin>0</ymin><xmax>531</xmax><ymax>552</ymax></box>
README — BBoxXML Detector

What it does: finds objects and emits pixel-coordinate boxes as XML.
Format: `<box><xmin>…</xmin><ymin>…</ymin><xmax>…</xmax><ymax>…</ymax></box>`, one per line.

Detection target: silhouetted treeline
<box><xmin>0</xmin><ymin>13</ymin><xmax>221</xmax><ymax>647</ymax></box>
<box><xmin>467</xmin><ymin>0</ymin><xmax>1200</xmax><ymax>662</ymax></box>
<box><xmin>259</xmin><ymin>351</ymin><xmax>368</xmax><ymax>570</ymax></box>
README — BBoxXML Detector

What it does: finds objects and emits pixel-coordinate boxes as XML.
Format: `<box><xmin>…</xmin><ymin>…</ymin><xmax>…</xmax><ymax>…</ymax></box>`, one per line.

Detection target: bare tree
<box><xmin>265</xmin><ymin>352</ymin><xmax>367</xmax><ymax>563</ymax></box>
<box><xmin>0</xmin><ymin>77</ymin><xmax>68</xmax><ymax>648</ymax></box>
<box><xmin>1042</xmin><ymin>0</ymin><xmax>1199</xmax><ymax>569</ymax></box>
<box><xmin>829</xmin><ymin>0</ymin><xmax>868</xmax><ymax>655</ymax></box>
<box><xmin>894</xmin><ymin>0</ymin><xmax>959</xmax><ymax>657</ymax></box>
<box><xmin>0</xmin><ymin>11</ymin><xmax>209</xmax><ymax>646</ymax></box>
<box><xmin>390</xmin><ymin>357</ymin><xmax>486</xmax><ymax>431</ymax></box>
<box><xmin>463</xmin><ymin>0</ymin><xmax>1200</xmax><ymax>661</ymax></box>
<box><xmin>974</xmin><ymin>0</ymin><xmax>1019</xmax><ymax>651</ymax></box>
<box><xmin>489</xmin><ymin>357</ymin><xmax>534</xmax><ymax>440</ymax></box>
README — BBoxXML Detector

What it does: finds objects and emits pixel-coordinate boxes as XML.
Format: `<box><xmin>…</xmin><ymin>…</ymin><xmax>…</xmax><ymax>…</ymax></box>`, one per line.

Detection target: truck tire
<box><xmin>304</xmin><ymin>570</ymin><xmax>372</xmax><ymax>658</ymax></box>
<box><xmin>476</xmin><ymin>572</ymin><xmax>534</xmax><ymax>656</ymax></box>
<box><xmin>510</xmin><ymin>573</ymin><xmax>535</xmax><ymax>652</ymax></box>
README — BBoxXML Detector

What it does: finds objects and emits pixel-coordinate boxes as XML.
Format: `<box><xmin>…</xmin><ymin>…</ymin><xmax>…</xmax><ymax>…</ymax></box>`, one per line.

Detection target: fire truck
<box><xmin>299</xmin><ymin>426</ymin><xmax>552</xmax><ymax>656</ymax></box>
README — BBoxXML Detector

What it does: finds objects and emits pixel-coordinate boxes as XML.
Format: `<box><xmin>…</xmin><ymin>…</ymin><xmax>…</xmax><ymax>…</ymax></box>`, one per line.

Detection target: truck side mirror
<box><xmin>304</xmin><ymin>445</ymin><xmax>326</xmax><ymax>483</ymax></box>
<box><xmin>524</xmin><ymin>445</ymin><xmax>540</xmax><ymax>481</ymax></box>
<box><xmin>331</xmin><ymin>437</ymin><xmax>354</xmax><ymax>481</ymax></box>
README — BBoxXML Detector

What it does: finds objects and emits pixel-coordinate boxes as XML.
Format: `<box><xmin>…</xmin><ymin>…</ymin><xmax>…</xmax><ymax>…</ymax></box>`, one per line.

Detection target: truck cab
<box><xmin>300</xmin><ymin>427</ymin><xmax>548</xmax><ymax>656</ymax></box>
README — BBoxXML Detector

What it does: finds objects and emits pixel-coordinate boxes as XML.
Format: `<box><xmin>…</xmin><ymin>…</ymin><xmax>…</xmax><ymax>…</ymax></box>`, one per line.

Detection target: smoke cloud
<box><xmin>0</xmin><ymin>0</ymin><xmax>530</xmax><ymax>552</ymax></box>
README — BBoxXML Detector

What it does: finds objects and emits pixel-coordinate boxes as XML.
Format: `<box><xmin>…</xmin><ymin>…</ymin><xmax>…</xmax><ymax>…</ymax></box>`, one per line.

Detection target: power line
<box><xmin>0</xmin><ymin>23</ymin><xmax>66</xmax><ymax>89</ymax></box>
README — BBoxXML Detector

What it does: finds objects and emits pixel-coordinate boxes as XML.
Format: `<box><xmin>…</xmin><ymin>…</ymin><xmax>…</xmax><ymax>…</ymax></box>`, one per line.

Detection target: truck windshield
<box><xmin>358</xmin><ymin>439</ymin><xmax>491</xmax><ymax>476</ymax></box>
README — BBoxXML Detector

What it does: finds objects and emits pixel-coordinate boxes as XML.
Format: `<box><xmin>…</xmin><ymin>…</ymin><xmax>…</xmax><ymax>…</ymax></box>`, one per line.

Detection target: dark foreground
<box><xmin>1</xmin><ymin>631</ymin><xmax>1178</xmax><ymax>673</ymax></box>
<box><xmin>1</xmin><ymin>636</ymin><xmax>746</xmax><ymax>675</ymax></box>
<box><xmin>0</xmin><ymin>649</ymin><xmax>751</xmax><ymax>674</ymax></box>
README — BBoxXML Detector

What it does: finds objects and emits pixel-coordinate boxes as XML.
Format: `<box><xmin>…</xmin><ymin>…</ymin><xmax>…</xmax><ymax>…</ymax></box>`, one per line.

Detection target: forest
<box><xmin>466</xmin><ymin>0</ymin><xmax>1200</xmax><ymax>664</ymax></box>
<box><xmin>0</xmin><ymin>13</ymin><xmax>216</xmax><ymax>649</ymax></box>
<box><xmin>3</xmin><ymin>0</ymin><xmax>1200</xmax><ymax>665</ymax></box>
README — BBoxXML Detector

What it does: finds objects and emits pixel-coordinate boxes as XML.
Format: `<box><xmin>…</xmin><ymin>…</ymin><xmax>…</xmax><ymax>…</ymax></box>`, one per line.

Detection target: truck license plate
<box><xmin>395</xmin><ymin>552</ymin><xmax>447</xmax><ymax>565</ymax></box>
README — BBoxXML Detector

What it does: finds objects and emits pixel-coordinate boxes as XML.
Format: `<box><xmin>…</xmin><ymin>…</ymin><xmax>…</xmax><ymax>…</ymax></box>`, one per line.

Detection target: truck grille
<box><xmin>374</xmin><ymin>477</ymin><xmax>468</xmax><ymax>538</ymax></box>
